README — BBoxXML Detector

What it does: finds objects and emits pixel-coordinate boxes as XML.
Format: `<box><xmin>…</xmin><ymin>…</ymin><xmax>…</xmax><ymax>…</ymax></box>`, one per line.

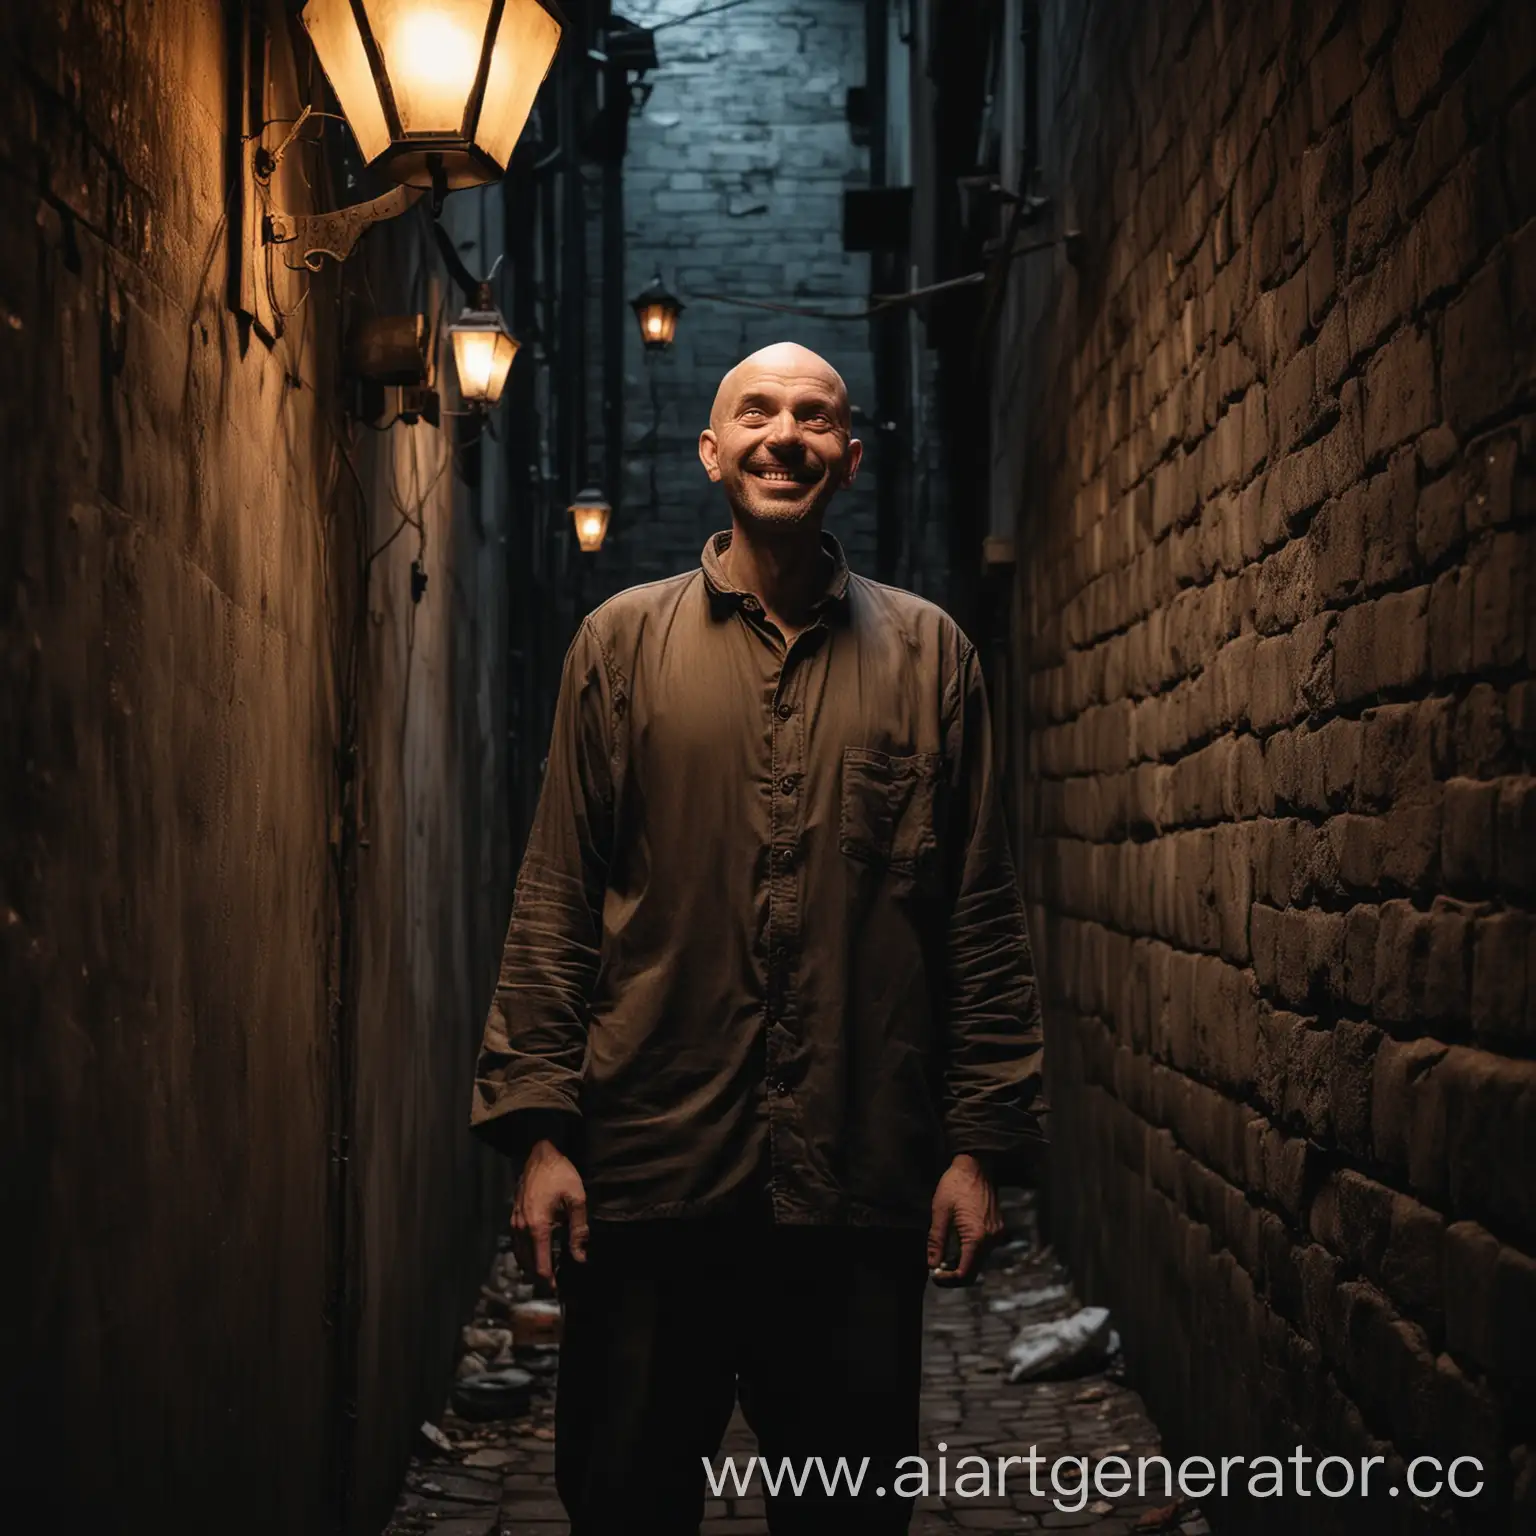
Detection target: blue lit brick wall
<box><xmin>586</xmin><ymin>0</ymin><xmax>880</xmax><ymax>599</ymax></box>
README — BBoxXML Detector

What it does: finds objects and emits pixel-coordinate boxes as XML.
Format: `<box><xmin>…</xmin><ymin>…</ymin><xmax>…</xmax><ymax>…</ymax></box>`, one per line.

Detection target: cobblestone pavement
<box><xmin>383</xmin><ymin>1196</ymin><xmax>1208</xmax><ymax>1536</ymax></box>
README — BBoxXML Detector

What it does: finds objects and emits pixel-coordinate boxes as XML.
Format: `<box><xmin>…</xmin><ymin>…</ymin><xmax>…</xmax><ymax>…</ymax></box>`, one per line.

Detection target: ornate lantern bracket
<box><xmin>266</xmin><ymin>185</ymin><xmax>426</xmax><ymax>271</ymax></box>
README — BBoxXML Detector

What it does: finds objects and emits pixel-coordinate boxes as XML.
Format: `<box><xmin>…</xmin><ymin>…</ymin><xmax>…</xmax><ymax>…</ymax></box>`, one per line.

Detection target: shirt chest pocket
<box><xmin>838</xmin><ymin>747</ymin><xmax>944</xmax><ymax>897</ymax></box>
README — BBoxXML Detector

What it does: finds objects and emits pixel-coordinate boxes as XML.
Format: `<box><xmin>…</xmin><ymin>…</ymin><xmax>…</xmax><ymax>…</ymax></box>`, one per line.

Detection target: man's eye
<box><xmin>740</xmin><ymin>409</ymin><xmax>766</xmax><ymax>422</ymax></box>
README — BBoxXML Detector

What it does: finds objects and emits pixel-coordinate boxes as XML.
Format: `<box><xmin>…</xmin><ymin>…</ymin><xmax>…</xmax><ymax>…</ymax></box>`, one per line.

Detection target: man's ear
<box><xmin>699</xmin><ymin>429</ymin><xmax>722</xmax><ymax>482</ymax></box>
<box><xmin>842</xmin><ymin>437</ymin><xmax>864</xmax><ymax>487</ymax></box>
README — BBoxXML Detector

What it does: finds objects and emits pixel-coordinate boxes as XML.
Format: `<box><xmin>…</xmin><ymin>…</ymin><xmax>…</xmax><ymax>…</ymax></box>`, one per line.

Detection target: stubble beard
<box><xmin>730</xmin><ymin>466</ymin><xmax>839</xmax><ymax>533</ymax></box>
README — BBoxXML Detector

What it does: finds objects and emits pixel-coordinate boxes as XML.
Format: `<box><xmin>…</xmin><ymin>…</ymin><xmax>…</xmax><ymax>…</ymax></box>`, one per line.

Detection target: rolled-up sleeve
<box><xmin>940</xmin><ymin>641</ymin><xmax>1045</xmax><ymax>1161</ymax></box>
<box><xmin>470</xmin><ymin>618</ymin><xmax>615</xmax><ymax>1157</ymax></box>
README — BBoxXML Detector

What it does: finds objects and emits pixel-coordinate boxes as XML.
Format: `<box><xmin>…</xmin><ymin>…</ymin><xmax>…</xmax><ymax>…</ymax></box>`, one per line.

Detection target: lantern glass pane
<box><xmin>303</xmin><ymin>0</ymin><xmax>392</xmax><ymax>162</ymax></box>
<box><xmin>452</xmin><ymin>327</ymin><xmax>497</xmax><ymax>401</ymax></box>
<box><xmin>477</xmin><ymin>0</ymin><xmax>563</xmax><ymax>168</ymax></box>
<box><xmin>573</xmin><ymin>502</ymin><xmax>610</xmax><ymax>552</ymax></box>
<box><xmin>363</xmin><ymin>0</ymin><xmax>496</xmax><ymax>135</ymax></box>
<box><xmin>637</xmin><ymin>301</ymin><xmax>678</xmax><ymax>347</ymax></box>
<box><xmin>452</xmin><ymin>319</ymin><xmax>518</xmax><ymax>404</ymax></box>
<box><xmin>484</xmin><ymin>331</ymin><xmax>519</xmax><ymax>404</ymax></box>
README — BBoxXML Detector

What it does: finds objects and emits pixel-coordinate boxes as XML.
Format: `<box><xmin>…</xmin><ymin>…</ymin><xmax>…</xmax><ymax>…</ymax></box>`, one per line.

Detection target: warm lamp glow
<box><xmin>301</xmin><ymin>0</ymin><xmax>564</xmax><ymax>190</ymax></box>
<box><xmin>569</xmin><ymin>488</ymin><xmax>612</xmax><ymax>552</ymax></box>
<box><xmin>449</xmin><ymin>290</ymin><xmax>519</xmax><ymax>406</ymax></box>
<box><xmin>630</xmin><ymin>273</ymin><xmax>683</xmax><ymax>351</ymax></box>
<box><xmin>386</xmin><ymin>4</ymin><xmax>485</xmax><ymax>133</ymax></box>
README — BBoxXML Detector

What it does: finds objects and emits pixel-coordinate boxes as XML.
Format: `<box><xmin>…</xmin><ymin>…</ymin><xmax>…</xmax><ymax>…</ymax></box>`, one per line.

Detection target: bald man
<box><xmin>471</xmin><ymin>343</ymin><xmax>1044</xmax><ymax>1534</ymax></box>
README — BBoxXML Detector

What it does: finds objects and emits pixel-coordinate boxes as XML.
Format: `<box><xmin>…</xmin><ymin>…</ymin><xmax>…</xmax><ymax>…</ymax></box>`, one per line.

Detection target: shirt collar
<box><xmin>700</xmin><ymin>529</ymin><xmax>852</xmax><ymax>620</ymax></box>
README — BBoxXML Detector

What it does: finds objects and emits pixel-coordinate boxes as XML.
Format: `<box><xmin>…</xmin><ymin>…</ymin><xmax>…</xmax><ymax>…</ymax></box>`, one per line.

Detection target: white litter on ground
<box><xmin>987</xmin><ymin>1281</ymin><xmax>1072</xmax><ymax>1315</ymax></box>
<box><xmin>1006</xmin><ymin>1304</ymin><xmax>1119</xmax><ymax>1381</ymax></box>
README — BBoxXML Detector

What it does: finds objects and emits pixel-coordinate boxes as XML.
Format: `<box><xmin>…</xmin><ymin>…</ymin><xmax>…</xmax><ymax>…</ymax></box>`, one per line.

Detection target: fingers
<box><xmin>513</xmin><ymin>1150</ymin><xmax>589</xmax><ymax>1293</ymax></box>
<box><xmin>568</xmin><ymin>1193</ymin><xmax>590</xmax><ymax>1263</ymax></box>
<box><xmin>531</xmin><ymin>1218</ymin><xmax>556</xmax><ymax>1288</ymax></box>
<box><xmin>952</xmin><ymin>1233</ymin><xmax>983</xmax><ymax>1284</ymax></box>
<box><xmin>510</xmin><ymin>1225</ymin><xmax>535</xmax><ymax>1278</ymax></box>
<box><xmin>929</xmin><ymin>1158</ymin><xmax>1006</xmax><ymax>1286</ymax></box>
<box><xmin>509</xmin><ymin>1197</ymin><xmax>535</xmax><ymax>1277</ymax></box>
<box><xmin>927</xmin><ymin>1200</ymin><xmax>953</xmax><ymax>1270</ymax></box>
<box><xmin>931</xmin><ymin>1225</ymin><xmax>984</xmax><ymax>1288</ymax></box>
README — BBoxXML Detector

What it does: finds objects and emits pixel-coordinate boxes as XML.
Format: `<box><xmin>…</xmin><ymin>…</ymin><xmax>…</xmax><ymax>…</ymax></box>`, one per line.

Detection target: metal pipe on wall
<box><xmin>866</xmin><ymin>0</ymin><xmax>912</xmax><ymax>587</ymax></box>
<box><xmin>558</xmin><ymin>42</ymin><xmax>587</xmax><ymax>528</ymax></box>
<box><xmin>602</xmin><ymin>59</ymin><xmax>625</xmax><ymax>525</ymax></box>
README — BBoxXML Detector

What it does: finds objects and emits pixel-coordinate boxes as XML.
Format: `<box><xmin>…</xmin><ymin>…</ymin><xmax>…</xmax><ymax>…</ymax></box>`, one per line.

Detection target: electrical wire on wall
<box><xmin>629</xmin><ymin>0</ymin><xmax>761</xmax><ymax>31</ymax></box>
<box><xmin>623</xmin><ymin>352</ymin><xmax>667</xmax><ymax>527</ymax></box>
<box><xmin>246</xmin><ymin>105</ymin><xmax>343</xmax><ymax>322</ymax></box>
<box><xmin>647</xmin><ymin>358</ymin><xmax>662</xmax><ymax>522</ymax></box>
<box><xmin>677</xmin><ymin>238</ymin><xmax>1072</xmax><ymax>323</ymax></box>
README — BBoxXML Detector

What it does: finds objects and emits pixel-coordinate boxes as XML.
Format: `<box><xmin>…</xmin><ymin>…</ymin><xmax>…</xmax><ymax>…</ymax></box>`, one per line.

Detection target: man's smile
<box><xmin>746</xmin><ymin>464</ymin><xmax>820</xmax><ymax>485</ymax></box>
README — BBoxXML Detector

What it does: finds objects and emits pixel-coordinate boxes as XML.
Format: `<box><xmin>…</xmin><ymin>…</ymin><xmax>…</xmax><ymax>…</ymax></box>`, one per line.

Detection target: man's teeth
<box><xmin>755</xmin><ymin>470</ymin><xmax>802</xmax><ymax>482</ymax></box>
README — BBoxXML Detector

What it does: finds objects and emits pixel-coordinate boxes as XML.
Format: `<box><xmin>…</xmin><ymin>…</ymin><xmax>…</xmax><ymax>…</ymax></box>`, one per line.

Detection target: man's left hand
<box><xmin>927</xmin><ymin>1154</ymin><xmax>1003</xmax><ymax>1287</ymax></box>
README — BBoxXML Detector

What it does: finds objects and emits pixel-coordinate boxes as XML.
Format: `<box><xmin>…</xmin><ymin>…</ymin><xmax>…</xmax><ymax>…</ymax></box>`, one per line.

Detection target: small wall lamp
<box><xmin>449</xmin><ymin>282</ymin><xmax>520</xmax><ymax>408</ymax></box>
<box><xmin>631</xmin><ymin>274</ymin><xmax>683</xmax><ymax>351</ymax></box>
<box><xmin>569</xmin><ymin>487</ymin><xmax>612</xmax><ymax>553</ymax></box>
<box><xmin>431</xmin><ymin>226</ymin><xmax>520</xmax><ymax>410</ymax></box>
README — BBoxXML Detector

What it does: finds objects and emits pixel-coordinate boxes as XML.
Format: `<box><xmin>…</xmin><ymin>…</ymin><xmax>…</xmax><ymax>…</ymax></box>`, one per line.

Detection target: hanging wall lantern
<box><xmin>449</xmin><ymin>283</ymin><xmax>519</xmax><ymax>407</ymax></box>
<box><xmin>630</xmin><ymin>274</ymin><xmax>683</xmax><ymax>351</ymax></box>
<box><xmin>301</xmin><ymin>0</ymin><xmax>565</xmax><ymax>192</ymax></box>
<box><xmin>569</xmin><ymin>487</ymin><xmax>612</xmax><ymax>553</ymax></box>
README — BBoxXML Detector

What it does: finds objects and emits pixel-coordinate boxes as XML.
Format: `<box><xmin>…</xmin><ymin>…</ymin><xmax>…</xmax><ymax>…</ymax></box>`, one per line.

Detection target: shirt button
<box><xmin>775</xmin><ymin>846</ymin><xmax>796</xmax><ymax>871</ymax></box>
<box><xmin>742</xmin><ymin>597</ymin><xmax>761</xmax><ymax>612</ymax></box>
<box><xmin>775</xmin><ymin>702</ymin><xmax>793</xmax><ymax>720</ymax></box>
<box><xmin>779</xmin><ymin>774</ymin><xmax>799</xmax><ymax>795</ymax></box>
<box><xmin>773</xmin><ymin>1079</ymin><xmax>791</xmax><ymax>1097</ymax></box>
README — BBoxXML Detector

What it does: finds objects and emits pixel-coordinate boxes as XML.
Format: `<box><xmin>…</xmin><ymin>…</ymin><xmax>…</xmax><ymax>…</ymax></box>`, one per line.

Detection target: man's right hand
<box><xmin>512</xmin><ymin>1139</ymin><xmax>589</xmax><ymax>1292</ymax></box>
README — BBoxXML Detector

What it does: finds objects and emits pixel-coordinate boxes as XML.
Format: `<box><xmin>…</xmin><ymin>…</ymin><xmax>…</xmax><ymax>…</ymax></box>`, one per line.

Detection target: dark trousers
<box><xmin>554</xmin><ymin>1210</ymin><xmax>929</xmax><ymax>1535</ymax></box>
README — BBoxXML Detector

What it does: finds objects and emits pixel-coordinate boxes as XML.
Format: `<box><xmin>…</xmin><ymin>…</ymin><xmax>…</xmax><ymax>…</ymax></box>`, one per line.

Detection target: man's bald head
<box><xmin>699</xmin><ymin>341</ymin><xmax>863</xmax><ymax>528</ymax></box>
<box><xmin>709</xmin><ymin>342</ymin><xmax>851</xmax><ymax>434</ymax></box>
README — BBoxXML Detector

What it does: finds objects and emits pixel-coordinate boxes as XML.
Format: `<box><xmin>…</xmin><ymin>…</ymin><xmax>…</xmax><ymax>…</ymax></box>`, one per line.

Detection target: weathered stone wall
<box><xmin>585</xmin><ymin>0</ymin><xmax>881</xmax><ymax>598</ymax></box>
<box><xmin>0</xmin><ymin>3</ymin><xmax>512</xmax><ymax>1529</ymax></box>
<box><xmin>1000</xmin><ymin>0</ymin><xmax>1535</xmax><ymax>1526</ymax></box>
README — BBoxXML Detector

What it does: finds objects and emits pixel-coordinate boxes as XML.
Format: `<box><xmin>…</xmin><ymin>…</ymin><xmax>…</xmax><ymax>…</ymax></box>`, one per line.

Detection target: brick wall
<box><xmin>1000</xmin><ymin>0</ymin><xmax>1535</xmax><ymax>1526</ymax></box>
<box><xmin>583</xmin><ymin>0</ymin><xmax>881</xmax><ymax>599</ymax></box>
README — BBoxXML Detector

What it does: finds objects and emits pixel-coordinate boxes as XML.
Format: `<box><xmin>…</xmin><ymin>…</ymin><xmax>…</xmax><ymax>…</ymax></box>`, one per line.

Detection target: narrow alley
<box><xmin>383</xmin><ymin>1195</ymin><xmax>1213</xmax><ymax>1536</ymax></box>
<box><xmin>2</xmin><ymin>2</ymin><xmax>1532</xmax><ymax>1535</ymax></box>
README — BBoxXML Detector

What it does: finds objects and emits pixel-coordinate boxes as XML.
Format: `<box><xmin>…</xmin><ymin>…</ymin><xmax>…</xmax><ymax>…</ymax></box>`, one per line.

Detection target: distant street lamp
<box><xmin>569</xmin><ymin>487</ymin><xmax>612</xmax><ymax>552</ymax></box>
<box><xmin>631</xmin><ymin>274</ymin><xmax>683</xmax><ymax>351</ymax></box>
<box><xmin>300</xmin><ymin>0</ymin><xmax>565</xmax><ymax>192</ymax></box>
<box><xmin>449</xmin><ymin>283</ymin><xmax>519</xmax><ymax>407</ymax></box>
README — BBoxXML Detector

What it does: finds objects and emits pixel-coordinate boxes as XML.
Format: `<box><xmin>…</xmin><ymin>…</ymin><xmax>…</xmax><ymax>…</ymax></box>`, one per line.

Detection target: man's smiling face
<box><xmin>699</xmin><ymin>343</ymin><xmax>863</xmax><ymax>529</ymax></box>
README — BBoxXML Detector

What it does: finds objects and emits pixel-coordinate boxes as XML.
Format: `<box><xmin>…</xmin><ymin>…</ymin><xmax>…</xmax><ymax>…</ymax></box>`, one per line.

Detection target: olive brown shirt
<box><xmin>470</xmin><ymin>530</ymin><xmax>1044</xmax><ymax>1228</ymax></box>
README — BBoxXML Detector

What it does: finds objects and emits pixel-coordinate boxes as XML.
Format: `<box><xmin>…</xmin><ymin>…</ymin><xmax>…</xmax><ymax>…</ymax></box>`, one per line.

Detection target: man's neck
<box><xmin>722</xmin><ymin>517</ymin><xmax>831</xmax><ymax>637</ymax></box>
